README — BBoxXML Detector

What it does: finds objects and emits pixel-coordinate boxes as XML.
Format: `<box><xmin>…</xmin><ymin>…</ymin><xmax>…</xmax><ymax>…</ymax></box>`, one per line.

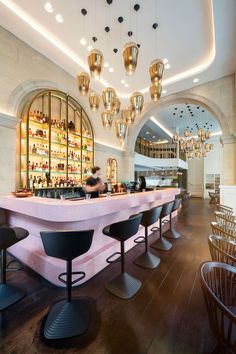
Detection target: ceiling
<box><xmin>138</xmin><ymin>103</ymin><xmax>221</xmax><ymax>143</ymax></box>
<box><xmin>0</xmin><ymin>0</ymin><xmax>235</xmax><ymax>104</ymax></box>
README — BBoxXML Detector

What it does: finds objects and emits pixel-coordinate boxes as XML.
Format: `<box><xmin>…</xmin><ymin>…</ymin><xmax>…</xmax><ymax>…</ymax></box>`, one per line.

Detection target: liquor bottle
<box><xmin>32</xmin><ymin>144</ymin><xmax>37</xmax><ymax>154</ymax></box>
<box><xmin>33</xmin><ymin>176</ymin><xmax>37</xmax><ymax>190</ymax></box>
<box><xmin>28</xmin><ymin>161</ymin><xmax>32</xmax><ymax>171</ymax></box>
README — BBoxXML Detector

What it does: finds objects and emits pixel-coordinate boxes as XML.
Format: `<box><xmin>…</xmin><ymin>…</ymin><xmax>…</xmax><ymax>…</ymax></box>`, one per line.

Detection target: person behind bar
<box><xmin>138</xmin><ymin>176</ymin><xmax>146</xmax><ymax>191</ymax></box>
<box><xmin>84</xmin><ymin>166</ymin><xmax>105</xmax><ymax>198</ymax></box>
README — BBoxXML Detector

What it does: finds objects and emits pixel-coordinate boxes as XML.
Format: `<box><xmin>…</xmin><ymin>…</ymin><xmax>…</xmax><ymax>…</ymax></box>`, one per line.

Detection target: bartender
<box><xmin>84</xmin><ymin>166</ymin><xmax>105</xmax><ymax>198</ymax></box>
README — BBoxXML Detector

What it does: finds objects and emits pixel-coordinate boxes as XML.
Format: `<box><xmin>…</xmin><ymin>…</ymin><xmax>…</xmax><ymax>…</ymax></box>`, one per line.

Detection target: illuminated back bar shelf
<box><xmin>20</xmin><ymin>89</ymin><xmax>94</xmax><ymax>189</ymax></box>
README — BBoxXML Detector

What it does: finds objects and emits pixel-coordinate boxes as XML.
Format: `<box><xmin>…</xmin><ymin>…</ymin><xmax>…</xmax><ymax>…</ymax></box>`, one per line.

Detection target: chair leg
<box><xmin>151</xmin><ymin>218</ymin><xmax>172</xmax><ymax>251</ymax></box>
<box><xmin>163</xmin><ymin>213</ymin><xmax>181</xmax><ymax>239</ymax></box>
<box><xmin>0</xmin><ymin>249</ymin><xmax>26</xmax><ymax>311</ymax></box>
<box><xmin>105</xmin><ymin>240</ymin><xmax>141</xmax><ymax>299</ymax></box>
<box><xmin>133</xmin><ymin>227</ymin><xmax>161</xmax><ymax>269</ymax></box>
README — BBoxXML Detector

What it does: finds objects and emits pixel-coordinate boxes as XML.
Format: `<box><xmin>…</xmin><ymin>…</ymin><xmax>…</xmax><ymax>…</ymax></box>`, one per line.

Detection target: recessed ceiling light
<box><xmin>44</xmin><ymin>2</ymin><xmax>53</xmax><ymax>13</ymax></box>
<box><xmin>121</xmin><ymin>79</ymin><xmax>126</xmax><ymax>84</ymax></box>
<box><xmin>193</xmin><ymin>78</ymin><xmax>199</xmax><ymax>83</ymax></box>
<box><xmin>108</xmin><ymin>67</ymin><xmax>114</xmax><ymax>72</ymax></box>
<box><xmin>55</xmin><ymin>14</ymin><xmax>64</xmax><ymax>23</ymax></box>
<box><xmin>146</xmin><ymin>131</ymin><xmax>149</xmax><ymax>135</ymax></box>
<box><xmin>104</xmin><ymin>62</ymin><xmax>109</xmax><ymax>68</ymax></box>
<box><xmin>163</xmin><ymin>58</ymin><xmax>168</xmax><ymax>65</ymax></box>
<box><xmin>165</xmin><ymin>63</ymin><xmax>171</xmax><ymax>69</ymax></box>
<box><xmin>80</xmin><ymin>38</ymin><xmax>87</xmax><ymax>46</ymax></box>
<box><xmin>162</xmin><ymin>89</ymin><xmax>167</xmax><ymax>94</ymax></box>
<box><xmin>124</xmin><ymin>83</ymin><xmax>129</xmax><ymax>87</ymax></box>
<box><xmin>87</xmin><ymin>45</ymin><xmax>93</xmax><ymax>51</ymax></box>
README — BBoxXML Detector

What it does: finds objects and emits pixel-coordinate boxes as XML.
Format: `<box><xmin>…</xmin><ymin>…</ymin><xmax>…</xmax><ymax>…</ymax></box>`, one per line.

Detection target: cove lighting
<box><xmin>55</xmin><ymin>14</ymin><xmax>63</xmax><ymax>23</ymax></box>
<box><xmin>193</xmin><ymin>78</ymin><xmax>199</xmax><ymax>83</ymax></box>
<box><xmin>104</xmin><ymin>62</ymin><xmax>109</xmax><ymax>68</ymax></box>
<box><xmin>150</xmin><ymin>116</ymin><xmax>173</xmax><ymax>138</ymax></box>
<box><xmin>94</xmin><ymin>140</ymin><xmax>125</xmax><ymax>151</ymax></box>
<box><xmin>44</xmin><ymin>2</ymin><xmax>53</xmax><ymax>13</ymax></box>
<box><xmin>80</xmin><ymin>38</ymin><xmax>87</xmax><ymax>46</ymax></box>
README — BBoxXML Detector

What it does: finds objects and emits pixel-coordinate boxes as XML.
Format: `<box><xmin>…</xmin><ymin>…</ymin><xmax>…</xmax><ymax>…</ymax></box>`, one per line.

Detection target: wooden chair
<box><xmin>216</xmin><ymin>204</ymin><xmax>234</xmax><ymax>217</ymax></box>
<box><xmin>208</xmin><ymin>234</ymin><xmax>236</xmax><ymax>268</ymax></box>
<box><xmin>200</xmin><ymin>262</ymin><xmax>236</xmax><ymax>353</ymax></box>
<box><xmin>215</xmin><ymin>212</ymin><xmax>236</xmax><ymax>233</ymax></box>
<box><xmin>211</xmin><ymin>221</ymin><xmax>236</xmax><ymax>239</ymax></box>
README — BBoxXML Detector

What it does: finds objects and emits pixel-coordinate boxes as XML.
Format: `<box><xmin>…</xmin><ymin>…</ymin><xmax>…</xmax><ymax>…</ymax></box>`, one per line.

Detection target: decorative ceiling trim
<box><xmin>0</xmin><ymin>0</ymin><xmax>216</xmax><ymax>99</ymax></box>
<box><xmin>0</xmin><ymin>112</ymin><xmax>19</xmax><ymax>129</ymax></box>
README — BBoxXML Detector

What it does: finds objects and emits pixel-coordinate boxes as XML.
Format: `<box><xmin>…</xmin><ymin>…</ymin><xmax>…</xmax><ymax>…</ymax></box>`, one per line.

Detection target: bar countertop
<box><xmin>0</xmin><ymin>188</ymin><xmax>179</xmax><ymax>223</ymax></box>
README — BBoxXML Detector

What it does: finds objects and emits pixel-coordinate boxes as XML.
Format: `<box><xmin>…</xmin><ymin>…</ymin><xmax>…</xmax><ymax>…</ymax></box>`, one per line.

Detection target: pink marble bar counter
<box><xmin>0</xmin><ymin>189</ymin><xmax>180</xmax><ymax>287</ymax></box>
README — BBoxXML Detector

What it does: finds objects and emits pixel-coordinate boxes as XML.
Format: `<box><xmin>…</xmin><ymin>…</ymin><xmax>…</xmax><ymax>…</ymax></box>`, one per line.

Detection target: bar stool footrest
<box><xmin>150</xmin><ymin>227</ymin><xmax>159</xmax><ymax>232</ymax></box>
<box><xmin>106</xmin><ymin>252</ymin><xmax>121</xmax><ymax>264</ymax></box>
<box><xmin>134</xmin><ymin>236</ymin><xmax>145</xmax><ymax>244</ymax></box>
<box><xmin>6</xmin><ymin>259</ymin><xmax>24</xmax><ymax>272</ymax></box>
<box><xmin>105</xmin><ymin>272</ymin><xmax>141</xmax><ymax>299</ymax></box>
<box><xmin>133</xmin><ymin>251</ymin><xmax>160</xmax><ymax>269</ymax></box>
<box><xmin>58</xmin><ymin>271</ymin><xmax>86</xmax><ymax>286</ymax></box>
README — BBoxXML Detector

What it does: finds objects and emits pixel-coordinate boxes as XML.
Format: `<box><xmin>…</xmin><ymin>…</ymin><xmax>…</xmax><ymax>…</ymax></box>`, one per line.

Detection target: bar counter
<box><xmin>0</xmin><ymin>188</ymin><xmax>179</xmax><ymax>286</ymax></box>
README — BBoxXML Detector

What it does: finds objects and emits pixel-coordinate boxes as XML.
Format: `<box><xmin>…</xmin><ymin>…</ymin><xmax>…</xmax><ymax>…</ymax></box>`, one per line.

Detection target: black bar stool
<box><xmin>103</xmin><ymin>213</ymin><xmax>142</xmax><ymax>299</ymax></box>
<box><xmin>40</xmin><ymin>229</ymin><xmax>94</xmax><ymax>340</ymax></box>
<box><xmin>151</xmin><ymin>201</ymin><xmax>174</xmax><ymax>251</ymax></box>
<box><xmin>133</xmin><ymin>205</ymin><xmax>162</xmax><ymax>269</ymax></box>
<box><xmin>163</xmin><ymin>198</ymin><xmax>182</xmax><ymax>239</ymax></box>
<box><xmin>0</xmin><ymin>226</ymin><xmax>29</xmax><ymax>311</ymax></box>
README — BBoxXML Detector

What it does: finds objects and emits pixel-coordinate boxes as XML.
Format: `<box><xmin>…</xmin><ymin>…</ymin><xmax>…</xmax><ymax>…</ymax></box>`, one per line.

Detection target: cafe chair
<box><xmin>133</xmin><ymin>205</ymin><xmax>162</xmax><ymax>269</ymax></box>
<box><xmin>215</xmin><ymin>211</ymin><xmax>236</xmax><ymax>234</ymax></box>
<box><xmin>151</xmin><ymin>201</ymin><xmax>175</xmax><ymax>251</ymax></box>
<box><xmin>200</xmin><ymin>262</ymin><xmax>236</xmax><ymax>353</ymax></box>
<box><xmin>208</xmin><ymin>234</ymin><xmax>236</xmax><ymax>268</ymax></box>
<box><xmin>216</xmin><ymin>204</ymin><xmax>234</xmax><ymax>217</ymax></box>
<box><xmin>40</xmin><ymin>229</ymin><xmax>94</xmax><ymax>340</ymax></box>
<box><xmin>211</xmin><ymin>221</ymin><xmax>236</xmax><ymax>240</ymax></box>
<box><xmin>163</xmin><ymin>197</ymin><xmax>182</xmax><ymax>239</ymax></box>
<box><xmin>103</xmin><ymin>213</ymin><xmax>142</xmax><ymax>299</ymax></box>
<box><xmin>0</xmin><ymin>226</ymin><xmax>29</xmax><ymax>311</ymax></box>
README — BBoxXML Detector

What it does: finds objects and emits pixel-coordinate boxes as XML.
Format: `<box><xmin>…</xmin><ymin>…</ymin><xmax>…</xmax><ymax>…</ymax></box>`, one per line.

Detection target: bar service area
<box><xmin>0</xmin><ymin>0</ymin><xmax>236</xmax><ymax>352</ymax></box>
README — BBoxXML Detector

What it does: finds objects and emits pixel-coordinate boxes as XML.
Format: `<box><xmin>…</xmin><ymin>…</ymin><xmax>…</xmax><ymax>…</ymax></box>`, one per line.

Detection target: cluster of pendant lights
<box><xmin>77</xmin><ymin>40</ymin><xmax>164</xmax><ymax>143</ymax></box>
<box><xmin>172</xmin><ymin>128</ymin><xmax>214</xmax><ymax>159</ymax></box>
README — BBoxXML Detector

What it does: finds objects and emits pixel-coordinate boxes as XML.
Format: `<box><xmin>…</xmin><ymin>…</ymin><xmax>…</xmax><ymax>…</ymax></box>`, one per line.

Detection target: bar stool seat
<box><xmin>40</xmin><ymin>229</ymin><xmax>94</xmax><ymax>341</ymax></box>
<box><xmin>133</xmin><ymin>205</ymin><xmax>162</xmax><ymax>269</ymax></box>
<box><xmin>103</xmin><ymin>213</ymin><xmax>142</xmax><ymax>299</ymax></box>
<box><xmin>163</xmin><ymin>198</ymin><xmax>182</xmax><ymax>239</ymax></box>
<box><xmin>0</xmin><ymin>226</ymin><xmax>29</xmax><ymax>311</ymax></box>
<box><xmin>151</xmin><ymin>201</ymin><xmax>174</xmax><ymax>251</ymax></box>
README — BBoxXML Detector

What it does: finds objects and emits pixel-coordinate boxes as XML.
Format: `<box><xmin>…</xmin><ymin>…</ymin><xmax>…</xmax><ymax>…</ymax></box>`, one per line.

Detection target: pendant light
<box><xmin>172</xmin><ymin>132</ymin><xmax>179</xmax><ymax>143</ymax></box>
<box><xmin>184</xmin><ymin>129</ymin><xmax>190</xmax><ymax>138</ymax></box>
<box><xmin>123</xmin><ymin>107</ymin><xmax>135</xmax><ymax>124</ymax></box>
<box><xmin>88</xmin><ymin>49</ymin><xmax>104</xmax><ymax>80</ymax></box>
<box><xmin>116</xmin><ymin>118</ymin><xmax>128</xmax><ymax>143</ymax></box>
<box><xmin>101</xmin><ymin>110</ymin><xmax>113</xmax><ymax>127</ymax></box>
<box><xmin>113</xmin><ymin>97</ymin><xmax>121</xmax><ymax>115</ymax></box>
<box><xmin>130</xmin><ymin>91</ymin><xmax>144</xmax><ymax>115</ymax></box>
<box><xmin>102</xmin><ymin>87</ymin><xmax>116</xmax><ymax>110</ymax></box>
<box><xmin>149</xmin><ymin>59</ymin><xmax>164</xmax><ymax>84</ymax></box>
<box><xmin>89</xmin><ymin>92</ymin><xmax>100</xmax><ymax>112</ymax></box>
<box><xmin>205</xmin><ymin>131</ymin><xmax>210</xmax><ymax>139</ymax></box>
<box><xmin>150</xmin><ymin>81</ymin><xmax>162</xmax><ymax>102</ymax></box>
<box><xmin>122</xmin><ymin>42</ymin><xmax>139</xmax><ymax>75</ymax></box>
<box><xmin>77</xmin><ymin>72</ymin><xmax>90</xmax><ymax>95</ymax></box>
<box><xmin>209</xmin><ymin>143</ymin><xmax>214</xmax><ymax>150</ymax></box>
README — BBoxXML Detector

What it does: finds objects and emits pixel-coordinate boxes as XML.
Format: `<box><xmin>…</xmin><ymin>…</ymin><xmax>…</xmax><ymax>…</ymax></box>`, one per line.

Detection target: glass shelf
<box><xmin>51</xmin><ymin>140</ymin><xmax>67</xmax><ymax>147</ymax></box>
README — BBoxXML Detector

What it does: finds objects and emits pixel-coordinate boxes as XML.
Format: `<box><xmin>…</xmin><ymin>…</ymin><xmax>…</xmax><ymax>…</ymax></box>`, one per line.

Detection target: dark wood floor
<box><xmin>0</xmin><ymin>199</ymin><xmax>220</xmax><ymax>354</ymax></box>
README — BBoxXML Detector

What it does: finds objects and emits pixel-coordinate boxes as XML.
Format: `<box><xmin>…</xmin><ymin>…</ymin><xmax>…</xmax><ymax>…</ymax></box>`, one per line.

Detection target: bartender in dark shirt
<box><xmin>139</xmin><ymin>176</ymin><xmax>146</xmax><ymax>191</ymax></box>
<box><xmin>84</xmin><ymin>166</ymin><xmax>105</xmax><ymax>198</ymax></box>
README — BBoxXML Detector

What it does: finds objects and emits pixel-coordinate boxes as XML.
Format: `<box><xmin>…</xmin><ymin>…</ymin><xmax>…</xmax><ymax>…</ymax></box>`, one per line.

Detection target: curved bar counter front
<box><xmin>0</xmin><ymin>188</ymin><xmax>179</xmax><ymax>286</ymax></box>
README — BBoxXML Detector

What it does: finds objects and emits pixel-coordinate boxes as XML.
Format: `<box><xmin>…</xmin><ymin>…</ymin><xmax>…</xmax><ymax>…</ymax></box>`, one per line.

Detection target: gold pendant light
<box><xmin>101</xmin><ymin>110</ymin><xmax>113</xmax><ymax>128</ymax></box>
<box><xmin>88</xmin><ymin>49</ymin><xmax>104</xmax><ymax>80</ymax></box>
<box><xmin>149</xmin><ymin>59</ymin><xmax>164</xmax><ymax>84</ymax></box>
<box><xmin>209</xmin><ymin>143</ymin><xmax>214</xmax><ymax>150</ymax></box>
<box><xmin>116</xmin><ymin>118</ymin><xmax>128</xmax><ymax>143</ymax></box>
<box><xmin>197</xmin><ymin>128</ymin><xmax>203</xmax><ymax>138</ymax></box>
<box><xmin>130</xmin><ymin>91</ymin><xmax>144</xmax><ymax>115</ymax></box>
<box><xmin>204</xmin><ymin>143</ymin><xmax>210</xmax><ymax>151</ymax></box>
<box><xmin>123</xmin><ymin>107</ymin><xmax>135</xmax><ymax>124</ymax></box>
<box><xmin>112</xmin><ymin>97</ymin><xmax>121</xmax><ymax>115</ymax></box>
<box><xmin>184</xmin><ymin>130</ymin><xmax>190</xmax><ymax>138</ymax></box>
<box><xmin>77</xmin><ymin>72</ymin><xmax>90</xmax><ymax>95</ymax></box>
<box><xmin>122</xmin><ymin>42</ymin><xmax>139</xmax><ymax>76</ymax></box>
<box><xmin>205</xmin><ymin>131</ymin><xmax>211</xmax><ymax>139</ymax></box>
<box><xmin>195</xmin><ymin>141</ymin><xmax>201</xmax><ymax>150</ymax></box>
<box><xmin>102</xmin><ymin>87</ymin><xmax>116</xmax><ymax>110</ymax></box>
<box><xmin>150</xmin><ymin>81</ymin><xmax>162</xmax><ymax>102</ymax></box>
<box><xmin>89</xmin><ymin>92</ymin><xmax>100</xmax><ymax>112</ymax></box>
<box><xmin>172</xmin><ymin>132</ymin><xmax>179</xmax><ymax>143</ymax></box>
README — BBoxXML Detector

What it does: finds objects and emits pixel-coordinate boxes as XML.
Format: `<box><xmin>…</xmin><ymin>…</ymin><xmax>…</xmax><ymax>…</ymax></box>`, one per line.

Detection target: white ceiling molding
<box><xmin>0</xmin><ymin>112</ymin><xmax>19</xmax><ymax>129</ymax></box>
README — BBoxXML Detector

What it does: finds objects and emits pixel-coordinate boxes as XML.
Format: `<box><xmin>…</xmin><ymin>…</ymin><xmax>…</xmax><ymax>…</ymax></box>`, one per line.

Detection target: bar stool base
<box><xmin>43</xmin><ymin>299</ymin><xmax>90</xmax><ymax>340</ymax></box>
<box><xmin>151</xmin><ymin>237</ymin><xmax>172</xmax><ymax>251</ymax></box>
<box><xmin>0</xmin><ymin>284</ymin><xmax>26</xmax><ymax>311</ymax></box>
<box><xmin>163</xmin><ymin>228</ymin><xmax>181</xmax><ymax>239</ymax></box>
<box><xmin>133</xmin><ymin>251</ymin><xmax>160</xmax><ymax>269</ymax></box>
<box><xmin>105</xmin><ymin>272</ymin><xmax>141</xmax><ymax>299</ymax></box>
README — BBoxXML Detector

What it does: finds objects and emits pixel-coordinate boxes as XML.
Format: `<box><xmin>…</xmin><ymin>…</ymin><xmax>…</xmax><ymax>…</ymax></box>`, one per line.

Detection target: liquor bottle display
<box><xmin>20</xmin><ymin>90</ymin><xmax>94</xmax><ymax>189</ymax></box>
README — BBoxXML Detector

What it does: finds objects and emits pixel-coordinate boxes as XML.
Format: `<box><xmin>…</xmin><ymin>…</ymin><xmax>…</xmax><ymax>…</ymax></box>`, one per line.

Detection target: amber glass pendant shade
<box><xmin>122</xmin><ymin>42</ymin><xmax>139</xmax><ymax>76</ymax></box>
<box><xmin>89</xmin><ymin>92</ymin><xmax>100</xmax><ymax>112</ymax></box>
<box><xmin>130</xmin><ymin>91</ymin><xmax>144</xmax><ymax>115</ymax></box>
<box><xmin>101</xmin><ymin>110</ymin><xmax>113</xmax><ymax>127</ymax></box>
<box><xmin>88</xmin><ymin>49</ymin><xmax>104</xmax><ymax>80</ymax></box>
<box><xmin>149</xmin><ymin>59</ymin><xmax>164</xmax><ymax>84</ymax></box>
<box><xmin>77</xmin><ymin>72</ymin><xmax>90</xmax><ymax>95</ymax></box>
<box><xmin>102</xmin><ymin>87</ymin><xmax>116</xmax><ymax>110</ymax></box>
<box><xmin>150</xmin><ymin>82</ymin><xmax>162</xmax><ymax>102</ymax></box>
